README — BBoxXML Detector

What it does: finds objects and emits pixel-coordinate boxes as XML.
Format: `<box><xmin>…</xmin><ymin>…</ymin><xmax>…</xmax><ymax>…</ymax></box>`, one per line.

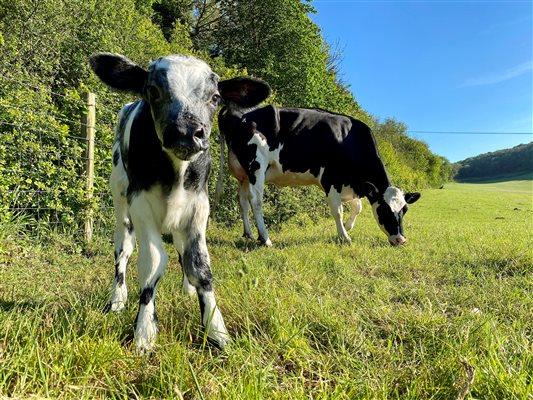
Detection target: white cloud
<box><xmin>462</xmin><ymin>61</ymin><xmax>533</xmax><ymax>87</ymax></box>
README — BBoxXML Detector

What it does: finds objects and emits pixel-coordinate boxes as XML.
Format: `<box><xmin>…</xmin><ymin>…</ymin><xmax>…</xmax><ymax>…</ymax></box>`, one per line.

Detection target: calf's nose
<box><xmin>164</xmin><ymin>123</ymin><xmax>205</xmax><ymax>149</ymax></box>
<box><xmin>193</xmin><ymin>127</ymin><xmax>205</xmax><ymax>140</ymax></box>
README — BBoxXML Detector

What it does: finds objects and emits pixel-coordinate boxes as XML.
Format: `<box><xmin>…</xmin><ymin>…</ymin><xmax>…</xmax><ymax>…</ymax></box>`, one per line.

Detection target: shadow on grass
<box><xmin>0</xmin><ymin>298</ymin><xmax>41</xmax><ymax>312</ymax></box>
<box><xmin>0</xmin><ymin>289</ymin><xmax>137</xmax><ymax>344</ymax></box>
<box><xmin>461</xmin><ymin>256</ymin><xmax>531</xmax><ymax>278</ymax></box>
<box><xmin>209</xmin><ymin>233</ymin><xmax>359</xmax><ymax>251</ymax></box>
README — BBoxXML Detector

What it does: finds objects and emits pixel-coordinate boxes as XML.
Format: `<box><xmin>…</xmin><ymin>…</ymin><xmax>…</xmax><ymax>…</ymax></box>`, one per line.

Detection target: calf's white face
<box><xmin>145</xmin><ymin>56</ymin><xmax>221</xmax><ymax>160</ymax></box>
<box><xmin>90</xmin><ymin>53</ymin><xmax>222</xmax><ymax>161</ymax></box>
<box><xmin>368</xmin><ymin>185</ymin><xmax>421</xmax><ymax>246</ymax></box>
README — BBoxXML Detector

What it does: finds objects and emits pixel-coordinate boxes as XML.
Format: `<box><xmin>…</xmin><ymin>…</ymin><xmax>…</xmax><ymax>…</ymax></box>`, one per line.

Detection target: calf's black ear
<box><xmin>218</xmin><ymin>77</ymin><xmax>270</xmax><ymax>108</ymax></box>
<box><xmin>405</xmin><ymin>192</ymin><xmax>421</xmax><ymax>204</ymax></box>
<box><xmin>89</xmin><ymin>53</ymin><xmax>147</xmax><ymax>95</ymax></box>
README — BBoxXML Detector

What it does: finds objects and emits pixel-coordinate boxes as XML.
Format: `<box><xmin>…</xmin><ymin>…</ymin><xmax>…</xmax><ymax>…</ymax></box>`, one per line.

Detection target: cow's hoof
<box><xmin>338</xmin><ymin>236</ymin><xmax>351</xmax><ymax>245</ymax></box>
<box><xmin>259</xmin><ymin>238</ymin><xmax>272</xmax><ymax>247</ymax></box>
<box><xmin>242</xmin><ymin>232</ymin><xmax>254</xmax><ymax>241</ymax></box>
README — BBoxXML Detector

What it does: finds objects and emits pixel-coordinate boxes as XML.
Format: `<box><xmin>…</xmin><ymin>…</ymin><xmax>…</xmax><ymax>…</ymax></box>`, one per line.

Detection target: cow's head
<box><xmin>90</xmin><ymin>53</ymin><xmax>269</xmax><ymax>161</ymax></box>
<box><xmin>364</xmin><ymin>183</ymin><xmax>420</xmax><ymax>246</ymax></box>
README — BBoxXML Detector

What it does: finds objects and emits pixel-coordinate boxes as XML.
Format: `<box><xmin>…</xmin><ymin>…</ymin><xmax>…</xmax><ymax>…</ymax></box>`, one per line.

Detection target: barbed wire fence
<box><xmin>0</xmin><ymin>75</ymin><xmax>121</xmax><ymax>242</ymax></box>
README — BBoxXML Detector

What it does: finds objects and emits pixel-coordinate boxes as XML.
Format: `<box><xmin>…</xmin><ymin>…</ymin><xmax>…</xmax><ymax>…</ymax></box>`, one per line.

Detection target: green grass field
<box><xmin>0</xmin><ymin>181</ymin><xmax>532</xmax><ymax>399</ymax></box>
<box><xmin>454</xmin><ymin>171</ymin><xmax>533</xmax><ymax>193</ymax></box>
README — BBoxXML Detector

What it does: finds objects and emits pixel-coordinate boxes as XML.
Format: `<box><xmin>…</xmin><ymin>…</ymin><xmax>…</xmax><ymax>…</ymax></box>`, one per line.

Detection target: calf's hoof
<box><xmin>206</xmin><ymin>330</ymin><xmax>232</xmax><ymax>350</ymax></box>
<box><xmin>134</xmin><ymin>310</ymin><xmax>158</xmax><ymax>354</ymax></box>
<box><xmin>135</xmin><ymin>325</ymin><xmax>157</xmax><ymax>354</ymax></box>
<box><xmin>203</xmin><ymin>304</ymin><xmax>231</xmax><ymax>349</ymax></box>
<box><xmin>104</xmin><ymin>301</ymin><xmax>125</xmax><ymax>313</ymax></box>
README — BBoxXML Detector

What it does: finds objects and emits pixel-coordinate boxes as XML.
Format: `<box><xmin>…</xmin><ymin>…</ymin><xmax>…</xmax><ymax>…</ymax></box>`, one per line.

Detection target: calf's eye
<box><xmin>211</xmin><ymin>93</ymin><xmax>221</xmax><ymax>105</ymax></box>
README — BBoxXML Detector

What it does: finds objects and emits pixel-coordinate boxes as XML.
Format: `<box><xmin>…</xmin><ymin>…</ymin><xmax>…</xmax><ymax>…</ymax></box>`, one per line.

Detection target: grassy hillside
<box><xmin>0</xmin><ymin>181</ymin><xmax>531</xmax><ymax>399</ymax></box>
<box><xmin>455</xmin><ymin>142</ymin><xmax>533</xmax><ymax>181</ymax></box>
<box><xmin>448</xmin><ymin>174</ymin><xmax>533</xmax><ymax>194</ymax></box>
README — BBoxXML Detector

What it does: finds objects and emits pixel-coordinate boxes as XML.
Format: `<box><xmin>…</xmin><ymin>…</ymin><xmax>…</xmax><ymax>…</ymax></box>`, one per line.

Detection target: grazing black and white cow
<box><xmin>90</xmin><ymin>53</ymin><xmax>264</xmax><ymax>351</ymax></box>
<box><xmin>217</xmin><ymin>79</ymin><xmax>421</xmax><ymax>247</ymax></box>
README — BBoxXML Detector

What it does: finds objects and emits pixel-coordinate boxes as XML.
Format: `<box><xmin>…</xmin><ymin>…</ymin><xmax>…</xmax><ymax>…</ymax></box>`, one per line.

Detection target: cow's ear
<box><xmin>90</xmin><ymin>53</ymin><xmax>147</xmax><ymax>95</ymax></box>
<box><xmin>405</xmin><ymin>192</ymin><xmax>421</xmax><ymax>204</ymax></box>
<box><xmin>218</xmin><ymin>77</ymin><xmax>270</xmax><ymax>108</ymax></box>
<box><xmin>363</xmin><ymin>182</ymin><xmax>379</xmax><ymax>200</ymax></box>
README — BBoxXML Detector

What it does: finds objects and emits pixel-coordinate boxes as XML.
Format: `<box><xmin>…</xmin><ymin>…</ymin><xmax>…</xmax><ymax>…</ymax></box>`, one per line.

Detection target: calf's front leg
<box><xmin>129</xmin><ymin>195</ymin><xmax>167</xmax><ymax>352</ymax></box>
<box><xmin>108</xmin><ymin>168</ymin><xmax>135</xmax><ymax>313</ymax></box>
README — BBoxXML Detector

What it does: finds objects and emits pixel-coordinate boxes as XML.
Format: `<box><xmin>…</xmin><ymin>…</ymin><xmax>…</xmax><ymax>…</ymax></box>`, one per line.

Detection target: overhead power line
<box><xmin>408</xmin><ymin>130</ymin><xmax>532</xmax><ymax>135</ymax></box>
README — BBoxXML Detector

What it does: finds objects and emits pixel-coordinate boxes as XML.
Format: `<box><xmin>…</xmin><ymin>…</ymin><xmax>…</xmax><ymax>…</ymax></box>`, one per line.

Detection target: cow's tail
<box><xmin>214</xmin><ymin>132</ymin><xmax>225</xmax><ymax>211</ymax></box>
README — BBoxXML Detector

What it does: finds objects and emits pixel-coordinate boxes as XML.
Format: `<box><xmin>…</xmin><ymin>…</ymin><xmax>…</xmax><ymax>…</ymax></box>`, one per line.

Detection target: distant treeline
<box><xmin>454</xmin><ymin>142</ymin><xmax>533</xmax><ymax>181</ymax></box>
<box><xmin>0</xmin><ymin>0</ymin><xmax>454</xmax><ymax>228</ymax></box>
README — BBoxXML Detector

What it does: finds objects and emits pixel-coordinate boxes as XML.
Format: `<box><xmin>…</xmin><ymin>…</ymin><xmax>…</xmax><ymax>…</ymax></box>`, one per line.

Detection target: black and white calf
<box><xmin>90</xmin><ymin>53</ymin><xmax>263</xmax><ymax>351</ymax></box>
<box><xmin>217</xmin><ymin>80</ymin><xmax>421</xmax><ymax>246</ymax></box>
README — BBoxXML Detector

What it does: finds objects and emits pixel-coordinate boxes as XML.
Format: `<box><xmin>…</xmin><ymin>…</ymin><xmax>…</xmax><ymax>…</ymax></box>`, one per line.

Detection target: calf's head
<box><xmin>90</xmin><ymin>53</ymin><xmax>270</xmax><ymax>160</ymax></box>
<box><xmin>364</xmin><ymin>183</ymin><xmax>420</xmax><ymax>246</ymax></box>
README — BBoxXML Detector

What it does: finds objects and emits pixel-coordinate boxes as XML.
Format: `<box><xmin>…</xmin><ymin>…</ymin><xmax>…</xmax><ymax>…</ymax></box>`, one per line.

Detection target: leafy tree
<box><xmin>212</xmin><ymin>0</ymin><xmax>366</xmax><ymax>117</ymax></box>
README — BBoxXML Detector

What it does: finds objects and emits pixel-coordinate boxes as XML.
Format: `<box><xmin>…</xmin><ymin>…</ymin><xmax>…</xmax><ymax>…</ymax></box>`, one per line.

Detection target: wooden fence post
<box><xmin>82</xmin><ymin>92</ymin><xmax>96</xmax><ymax>242</ymax></box>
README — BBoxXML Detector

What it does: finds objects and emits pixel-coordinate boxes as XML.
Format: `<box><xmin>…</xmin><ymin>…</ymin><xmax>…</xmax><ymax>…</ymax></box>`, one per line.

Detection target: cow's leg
<box><xmin>175</xmin><ymin>196</ymin><xmax>230</xmax><ymax>348</ymax></box>
<box><xmin>108</xmin><ymin>167</ymin><xmax>135</xmax><ymax>312</ymax></box>
<box><xmin>129</xmin><ymin>194</ymin><xmax>167</xmax><ymax>352</ymax></box>
<box><xmin>238</xmin><ymin>181</ymin><xmax>254</xmax><ymax>240</ymax></box>
<box><xmin>345</xmin><ymin>198</ymin><xmax>363</xmax><ymax>231</ymax></box>
<box><xmin>326</xmin><ymin>189</ymin><xmax>351</xmax><ymax>243</ymax></box>
<box><xmin>248</xmin><ymin>178</ymin><xmax>271</xmax><ymax>247</ymax></box>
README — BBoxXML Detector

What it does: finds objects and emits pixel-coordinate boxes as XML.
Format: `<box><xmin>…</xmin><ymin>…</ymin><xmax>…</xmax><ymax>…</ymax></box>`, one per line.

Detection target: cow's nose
<box><xmin>389</xmin><ymin>235</ymin><xmax>406</xmax><ymax>246</ymax></box>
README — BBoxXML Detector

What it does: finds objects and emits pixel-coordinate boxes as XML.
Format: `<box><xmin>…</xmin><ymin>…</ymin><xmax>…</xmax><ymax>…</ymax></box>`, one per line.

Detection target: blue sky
<box><xmin>310</xmin><ymin>0</ymin><xmax>532</xmax><ymax>162</ymax></box>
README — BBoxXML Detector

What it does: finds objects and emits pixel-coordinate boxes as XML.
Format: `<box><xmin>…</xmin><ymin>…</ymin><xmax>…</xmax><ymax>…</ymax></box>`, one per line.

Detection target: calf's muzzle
<box><xmin>163</xmin><ymin>123</ymin><xmax>208</xmax><ymax>160</ymax></box>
